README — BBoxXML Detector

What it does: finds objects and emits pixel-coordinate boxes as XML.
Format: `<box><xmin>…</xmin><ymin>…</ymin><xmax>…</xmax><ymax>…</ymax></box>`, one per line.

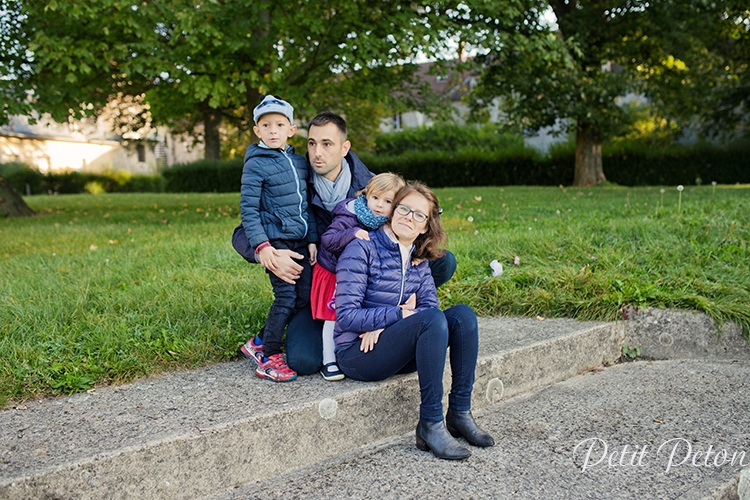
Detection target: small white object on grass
<box><xmin>490</xmin><ymin>260</ymin><xmax>503</xmax><ymax>277</ymax></box>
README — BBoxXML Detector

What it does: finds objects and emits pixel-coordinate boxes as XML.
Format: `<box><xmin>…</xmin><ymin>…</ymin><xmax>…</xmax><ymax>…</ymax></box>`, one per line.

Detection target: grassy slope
<box><xmin>0</xmin><ymin>185</ymin><xmax>747</xmax><ymax>405</ymax></box>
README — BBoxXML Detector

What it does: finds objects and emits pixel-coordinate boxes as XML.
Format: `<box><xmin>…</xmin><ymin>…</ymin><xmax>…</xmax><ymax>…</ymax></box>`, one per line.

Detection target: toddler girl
<box><xmin>312</xmin><ymin>172</ymin><xmax>405</xmax><ymax>380</ymax></box>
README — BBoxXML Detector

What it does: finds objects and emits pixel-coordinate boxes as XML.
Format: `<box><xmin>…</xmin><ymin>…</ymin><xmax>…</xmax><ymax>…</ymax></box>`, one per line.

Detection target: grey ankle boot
<box><xmin>415</xmin><ymin>420</ymin><xmax>471</xmax><ymax>460</ymax></box>
<box><xmin>445</xmin><ymin>409</ymin><xmax>495</xmax><ymax>447</ymax></box>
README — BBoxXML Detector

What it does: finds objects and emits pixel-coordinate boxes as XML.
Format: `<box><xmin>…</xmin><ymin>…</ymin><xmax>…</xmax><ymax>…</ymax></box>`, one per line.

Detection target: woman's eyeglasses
<box><xmin>395</xmin><ymin>204</ymin><xmax>429</xmax><ymax>223</ymax></box>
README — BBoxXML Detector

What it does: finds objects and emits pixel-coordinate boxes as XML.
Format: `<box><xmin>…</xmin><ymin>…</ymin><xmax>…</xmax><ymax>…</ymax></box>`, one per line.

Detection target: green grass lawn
<box><xmin>1</xmin><ymin>184</ymin><xmax>748</xmax><ymax>406</ymax></box>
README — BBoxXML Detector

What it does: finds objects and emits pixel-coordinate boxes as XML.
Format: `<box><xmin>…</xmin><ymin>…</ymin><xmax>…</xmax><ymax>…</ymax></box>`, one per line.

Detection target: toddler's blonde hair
<box><xmin>358</xmin><ymin>172</ymin><xmax>406</xmax><ymax>198</ymax></box>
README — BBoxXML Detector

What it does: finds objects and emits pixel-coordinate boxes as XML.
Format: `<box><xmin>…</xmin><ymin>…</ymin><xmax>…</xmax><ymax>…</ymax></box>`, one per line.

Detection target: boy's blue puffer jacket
<box><xmin>240</xmin><ymin>143</ymin><xmax>317</xmax><ymax>247</ymax></box>
<box><xmin>334</xmin><ymin>227</ymin><xmax>438</xmax><ymax>347</ymax></box>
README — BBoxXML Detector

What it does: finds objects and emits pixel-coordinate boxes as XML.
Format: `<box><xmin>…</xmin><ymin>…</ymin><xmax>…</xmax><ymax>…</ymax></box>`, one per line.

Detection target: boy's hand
<box><xmin>354</xmin><ymin>229</ymin><xmax>370</xmax><ymax>240</ymax></box>
<box><xmin>308</xmin><ymin>243</ymin><xmax>318</xmax><ymax>266</ymax></box>
<box><xmin>258</xmin><ymin>245</ymin><xmax>278</xmax><ymax>271</ymax></box>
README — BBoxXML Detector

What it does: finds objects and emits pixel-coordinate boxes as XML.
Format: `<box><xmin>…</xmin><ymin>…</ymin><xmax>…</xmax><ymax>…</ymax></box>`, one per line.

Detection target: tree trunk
<box><xmin>0</xmin><ymin>176</ymin><xmax>35</xmax><ymax>217</ymax></box>
<box><xmin>204</xmin><ymin>109</ymin><xmax>222</xmax><ymax>160</ymax></box>
<box><xmin>573</xmin><ymin>121</ymin><xmax>607</xmax><ymax>186</ymax></box>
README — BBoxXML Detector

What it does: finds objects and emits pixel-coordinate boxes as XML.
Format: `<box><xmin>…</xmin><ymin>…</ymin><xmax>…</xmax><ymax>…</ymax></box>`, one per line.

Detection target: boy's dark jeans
<box><xmin>261</xmin><ymin>239</ymin><xmax>311</xmax><ymax>358</ymax></box>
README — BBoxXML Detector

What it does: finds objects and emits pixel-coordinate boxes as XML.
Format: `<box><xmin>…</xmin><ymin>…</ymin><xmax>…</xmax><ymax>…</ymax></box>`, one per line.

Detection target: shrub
<box><xmin>115</xmin><ymin>174</ymin><xmax>164</xmax><ymax>193</ymax></box>
<box><xmin>0</xmin><ymin>162</ymin><xmax>45</xmax><ymax>194</ymax></box>
<box><xmin>162</xmin><ymin>158</ymin><xmax>243</xmax><ymax>193</ymax></box>
<box><xmin>374</xmin><ymin>122</ymin><xmax>525</xmax><ymax>155</ymax></box>
<box><xmin>361</xmin><ymin>136</ymin><xmax>748</xmax><ymax>188</ymax></box>
<box><xmin>0</xmin><ymin>162</ymin><xmax>165</xmax><ymax>194</ymax></box>
<box><xmin>361</xmin><ymin>146</ymin><xmax>570</xmax><ymax>187</ymax></box>
<box><xmin>602</xmin><ymin>141</ymin><xmax>750</xmax><ymax>186</ymax></box>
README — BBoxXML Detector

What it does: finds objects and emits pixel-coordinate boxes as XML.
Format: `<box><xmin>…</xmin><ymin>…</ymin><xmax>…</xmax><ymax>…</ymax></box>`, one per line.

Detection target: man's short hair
<box><xmin>308</xmin><ymin>112</ymin><xmax>347</xmax><ymax>139</ymax></box>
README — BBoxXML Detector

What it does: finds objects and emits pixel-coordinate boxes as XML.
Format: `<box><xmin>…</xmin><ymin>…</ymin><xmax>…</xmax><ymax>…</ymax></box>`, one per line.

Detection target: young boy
<box><xmin>239</xmin><ymin>95</ymin><xmax>317</xmax><ymax>382</ymax></box>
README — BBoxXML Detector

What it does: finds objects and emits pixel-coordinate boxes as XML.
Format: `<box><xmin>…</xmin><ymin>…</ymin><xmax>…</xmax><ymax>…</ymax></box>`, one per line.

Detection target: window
<box><xmin>137</xmin><ymin>144</ymin><xmax>146</xmax><ymax>163</ymax></box>
<box><xmin>392</xmin><ymin>114</ymin><xmax>402</xmax><ymax>131</ymax></box>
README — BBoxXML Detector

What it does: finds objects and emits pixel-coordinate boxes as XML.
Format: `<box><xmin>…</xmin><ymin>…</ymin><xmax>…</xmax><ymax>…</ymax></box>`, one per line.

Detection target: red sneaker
<box><xmin>240</xmin><ymin>337</ymin><xmax>264</xmax><ymax>366</ymax></box>
<box><xmin>256</xmin><ymin>354</ymin><xmax>297</xmax><ymax>382</ymax></box>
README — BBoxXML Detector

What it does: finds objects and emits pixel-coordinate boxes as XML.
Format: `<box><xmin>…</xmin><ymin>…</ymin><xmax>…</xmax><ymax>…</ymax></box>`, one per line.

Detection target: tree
<box><xmin>1</xmin><ymin>0</ymin><xmax>33</xmax><ymax>123</ymax></box>
<box><xmin>454</xmin><ymin>0</ymin><xmax>750</xmax><ymax>185</ymax></box>
<box><xmin>0</xmin><ymin>177</ymin><xmax>34</xmax><ymax>217</ymax></box>
<box><xmin>2</xmin><ymin>1</ymin><xmax>455</xmax><ymax>158</ymax></box>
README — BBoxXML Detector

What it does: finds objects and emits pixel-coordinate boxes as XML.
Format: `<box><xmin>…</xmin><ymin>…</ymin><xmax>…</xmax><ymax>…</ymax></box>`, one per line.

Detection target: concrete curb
<box><xmin>739</xmin><ymin>468</ymin><xmax>750</xmax><ymax>500</ymax></box>
<box><xmin>622</xmin><ymin>306</ymin><xmax>749</xmax><ymax>361</ymax></box>
<box><xmin>0</xmin><ymin>317</ymin><xmax>619</xmax><ymax>500</ymax></box>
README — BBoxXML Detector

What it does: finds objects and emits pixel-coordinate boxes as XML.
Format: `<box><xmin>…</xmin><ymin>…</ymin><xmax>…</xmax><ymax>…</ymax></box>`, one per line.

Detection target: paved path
<box><xmin>221</xmin><ymin>359</ymin><xmax>750</xmax><ymax>500</ymax></box>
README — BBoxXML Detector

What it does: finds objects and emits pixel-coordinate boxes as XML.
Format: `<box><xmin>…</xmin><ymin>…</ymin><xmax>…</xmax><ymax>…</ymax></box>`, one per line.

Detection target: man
<box><xmin>233</xmin><ymin>112</ymin><xmax>456</xmax><ymax>375</ymax></box>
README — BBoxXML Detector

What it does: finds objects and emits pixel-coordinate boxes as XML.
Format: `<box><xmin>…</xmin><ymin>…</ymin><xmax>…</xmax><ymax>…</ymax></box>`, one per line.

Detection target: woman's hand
<box><xmin>359</xmin><ymin>328</ymin><xmax>383</xmax><ymax>352</ymax></box>
<box><xmin>400</xmin><ymin>293</ymin><xmax>417</xmax><ymax>318</ymax></box>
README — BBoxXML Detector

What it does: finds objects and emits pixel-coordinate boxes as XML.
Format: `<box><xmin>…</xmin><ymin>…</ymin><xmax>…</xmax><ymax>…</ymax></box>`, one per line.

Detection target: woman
<box><xmin>334</xmin><ymin>181</ymin><xmax>494</xmax><ymax>460</ymax></box>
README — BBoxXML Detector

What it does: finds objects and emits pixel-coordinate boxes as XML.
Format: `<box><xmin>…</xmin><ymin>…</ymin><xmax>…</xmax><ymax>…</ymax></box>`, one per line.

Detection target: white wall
<box><xmin>1</xmin><ymin>114</ymin><xmax>203</xmax><ymax>173</ymax></box>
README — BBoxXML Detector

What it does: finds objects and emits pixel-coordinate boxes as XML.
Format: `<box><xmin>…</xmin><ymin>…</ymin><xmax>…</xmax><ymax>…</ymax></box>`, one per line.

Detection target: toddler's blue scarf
<box><xmin>354</xmin><ymin>195</ymin><xmax>389</xmax><ymax>230</ymax></box>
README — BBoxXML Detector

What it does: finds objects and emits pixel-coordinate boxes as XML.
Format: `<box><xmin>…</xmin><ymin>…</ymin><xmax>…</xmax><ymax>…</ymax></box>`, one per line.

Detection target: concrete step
<box><xmin>216</xmin><ymin>358</ymin><xmax>750</xmax><ymax>500</ymax></box>
<box><xmin>0</xmin><ymin>317</ymin><xmax>620</xmax><ymax>500</ymax></box>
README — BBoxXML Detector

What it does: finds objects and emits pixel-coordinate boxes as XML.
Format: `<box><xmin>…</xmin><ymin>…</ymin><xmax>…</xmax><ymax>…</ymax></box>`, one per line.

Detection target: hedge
<box><xmin>602</xmin><ymin>143</ymin><xmax>750</xmax><ymax>186</ymax></box>
<box><xmin>0</xmin><ymin>162</ymin><xmax>164</xmax><ymax>195</ymax></box>
<box><xmin>162</xmin><ymin>158</ymin><xmax>243</xmax><ymax>193</ymax></box>
<box><xmin>361</xmin><ymin>141</ymin><xmax>749</xmax><ymax>188</ymax></box>
<box><xmin>3</xmin><ymin>140</ymin><xmax>747</xmax><ymax>195</ymax></box>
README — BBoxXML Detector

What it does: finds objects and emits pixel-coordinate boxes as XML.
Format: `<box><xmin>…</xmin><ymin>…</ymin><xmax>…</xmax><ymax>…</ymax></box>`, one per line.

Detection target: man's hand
<box><xmin>308</xmin><ymin>243</ymin><xmax>318</xmax><ymax>266</ymax></box>
<box><xmin>261</xmin><ymin>248</ymin><xmax>304</xmax><ymax>284</ymax></box>
<box><xmin>354</xmin><ymin>229</ymin><xmax>370</xmax><ymax>240</ymax></box>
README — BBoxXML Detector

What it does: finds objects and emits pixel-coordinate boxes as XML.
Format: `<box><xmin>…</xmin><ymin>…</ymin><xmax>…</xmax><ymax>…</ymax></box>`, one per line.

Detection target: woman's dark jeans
<box><xmin>285</xmin><ymin>251</ymin><xmax>457</xmax><ymax>375</ymax></box>
<box><xmin>336</xmin><ymin>305</ymin><xmax>479</xmax><ymax>422</ymax></box>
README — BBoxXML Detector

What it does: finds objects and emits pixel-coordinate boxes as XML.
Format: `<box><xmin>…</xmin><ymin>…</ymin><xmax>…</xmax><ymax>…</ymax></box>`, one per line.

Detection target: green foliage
<box><xmin>362</xmin><ymin>138</ymin><xmax>749</xmax><ymax>188</ymax></box>
<box><xmin>621</xmin><ymin>344</ymin><xmax>642</xmax><ymax>360</ymax></box>
<box><xmin>0</xmin><ymin>162</ymin><xmax>45</xmax><ymax>194</ymax></box>
<box><xmin>162</xmin><ymin>159</ymin><xmax>243</xmax><ymax>193</ymax></box>
<box><xmin>374</xmin><ymin>123</ymin><xmax>525</xmax><ymax>155</ymax></box>
<box><xmin>0</xmin><ymin>0</ymin><xmax>32</xmax><ymax>122</ymax></box>
<box><xmin>1</xmin><ymin>186</ymin><xmax>748</xmax><ymax>405</ymax></box>
<box><xmin>362</xmin><ymin>148</ymin><xmax>563</xmax><ymax>187</ymax></box>
<box><xmin>0</xmin><ymin>163</ymin><xmax>164</xmax><ymax>195</ymax></box>
<box><xmin>602</xmin><ymin>140</ymin><xmax>750</xmax><ymax>186</ymax></box>
<box><xmin>454</xmin><ymin>0</ymin><xmax>750</xmax><ymax>182</ymax></box>
<box><xmin>608</xmin><ymin>102</ymin><xmax>684</xmax><ymax>148</ymax></box>
<box><xmin>2</xmin><ymin>0</ymin><xmax>458</xmax><ymax>154</ymax></box>
<box><xmin>460</xmin><ymin>1</ymin><xmax>748</xmax><ymax>137</ymax></box>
